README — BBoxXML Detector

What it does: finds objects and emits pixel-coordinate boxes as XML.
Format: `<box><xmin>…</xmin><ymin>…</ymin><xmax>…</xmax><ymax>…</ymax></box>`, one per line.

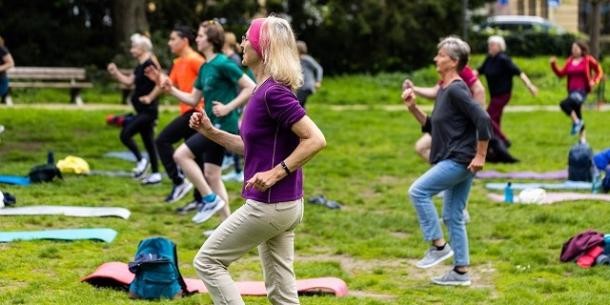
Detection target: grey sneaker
<box><xmin>415</xmin><ymin>244</ymin><xmax>454</xmax><ymax>269</ymax></box>
<box><xmin>165</xmin><ymin>180</ymin><xmax>193</xmax><ymax>203</ymax></box>
<box><xmin>431</xmin><ymin>269</ymin><xmax>471</xmax><ymax>286</ymax></box>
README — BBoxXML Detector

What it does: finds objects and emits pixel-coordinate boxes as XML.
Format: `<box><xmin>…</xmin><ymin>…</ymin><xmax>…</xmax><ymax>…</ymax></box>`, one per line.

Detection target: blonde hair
<box><xmin>130</xmin><ymin>33</ymin><xmax>153</xmax><ymax>52</ymax></box>
<box><xmin>260</xmin><ymin>16</ymin><xmax>303</xmax><ymax>90</ymax></box>
<box><xmin>488</xmin><ymin>35</ymin><xmax>506</xmax><ymax>52</ymax></box>
<box><xmin>224</xmin><ymin>32</ymin><xmax>242</xmax><ymax>53</ymax></box>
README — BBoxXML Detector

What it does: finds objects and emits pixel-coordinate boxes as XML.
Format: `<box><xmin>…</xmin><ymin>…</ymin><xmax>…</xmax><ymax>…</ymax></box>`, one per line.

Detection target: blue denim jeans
<box><xmin>408</xmin><ymin>159</ymin><xmax>474</xmax><ymax>266</ymax></box>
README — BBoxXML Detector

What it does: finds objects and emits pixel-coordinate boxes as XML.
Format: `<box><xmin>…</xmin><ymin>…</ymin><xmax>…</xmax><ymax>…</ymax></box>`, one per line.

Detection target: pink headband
<box><xmin>247</xmin><ymin>18</ymin><xmax>266</xmax><ymax>57</ymax></box>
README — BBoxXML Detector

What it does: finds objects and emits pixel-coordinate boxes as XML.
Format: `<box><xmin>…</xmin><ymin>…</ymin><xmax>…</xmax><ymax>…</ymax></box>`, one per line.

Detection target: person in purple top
<box><xmin>189</xmin><ymin>16</ymin><xmax>326</xmax><ymax>305</ymax></box>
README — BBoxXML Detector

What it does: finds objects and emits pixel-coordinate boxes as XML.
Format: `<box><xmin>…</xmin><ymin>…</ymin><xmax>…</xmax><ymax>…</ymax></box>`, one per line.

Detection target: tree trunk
<box><xmin>112</xmin><ymin>0</ymin><xmax>149</xmax><ymax>50</ymax></box>
<box><xmin>590</xmin><ymin>0</ymin><xmax>602</xmax><ymax>58</ymax></box>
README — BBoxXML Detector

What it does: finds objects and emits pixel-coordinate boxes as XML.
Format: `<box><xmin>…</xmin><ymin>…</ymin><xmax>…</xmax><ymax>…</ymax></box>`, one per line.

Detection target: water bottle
<box><xmin>592</xmin><ymin>172</ymin><xmax>602</xmax><ymax>194</ymax></box>
<box><xmin>47</xmin><ymin>151</ymin><xmax>55</xmax><ymax>165</ymax></box>
<box><xmin>504</xmin><ymin>182</ymin><xmax>514</xmax><ymax>203</ymax></box>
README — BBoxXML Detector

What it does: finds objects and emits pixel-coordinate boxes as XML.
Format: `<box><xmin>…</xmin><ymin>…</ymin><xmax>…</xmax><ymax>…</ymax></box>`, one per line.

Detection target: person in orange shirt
<box><xmin>154</xmin><ymin>26</ymin><xmax>205</xmax><ymax>208</ymax></box>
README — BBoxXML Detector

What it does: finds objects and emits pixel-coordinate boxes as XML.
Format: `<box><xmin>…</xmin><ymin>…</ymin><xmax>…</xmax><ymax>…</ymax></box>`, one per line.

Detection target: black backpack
<box><xmin>568</xmin><ymin>142</ymin><xmax>594</xmax><ymax>182</ymax></box>
<box><xmin>28</xmin><ymin>151</ymin><xmax>62</xmax><ymax>183</ymax></box>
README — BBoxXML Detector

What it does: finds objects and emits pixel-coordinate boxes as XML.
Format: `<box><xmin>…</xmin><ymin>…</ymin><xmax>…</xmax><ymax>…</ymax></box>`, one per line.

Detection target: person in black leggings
<box><xmin>107</xmin><ymin>33</ymin><xmax>161</xmax><ymax>184</ymax></box>
<box><xmin>152</xmin><ymin>26</ymin><xmax>206</xmax><ymax>207</ymax></box>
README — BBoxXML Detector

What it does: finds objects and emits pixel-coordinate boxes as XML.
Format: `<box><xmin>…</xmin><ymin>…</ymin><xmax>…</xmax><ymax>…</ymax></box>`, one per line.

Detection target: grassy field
<box><xmin>1</xmin><ymin>102</ymin><xmax>610</xmax><ymax>304</ymax></box>
<box><xmin>8</xmin><ymin>55</ymin><xmax>610</xmax><ymax>108</ymax></box>
<box><xmin>308</xmin><ymin>55</ymin><xmax>610</xmax><ymax>107</ymax></box>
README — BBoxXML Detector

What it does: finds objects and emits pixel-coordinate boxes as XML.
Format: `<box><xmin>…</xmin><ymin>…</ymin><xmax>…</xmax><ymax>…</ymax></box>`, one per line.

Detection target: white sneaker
<box><xmin>132</xmin><ymin>158</ymin><xmax>149</xmax><ymax>179</ymax></box>
<box><xmin>141</xmin><ymin>173</ymin><xmax>162</xmax><ymax>185</ymax></box>
<box><xmin>221</xmin><ymin>155</ymin><xmax>235</xmax><ymax>170</ymax></box>
<box><xmin>203</xmin><ymin>229</ymin><xmax>216</xmax><ymax>237</ymax></box>
<box><xmin>192</xmin><ymin>196</ymin><xmax>226</xmax><ymax>224</ymax></box>
<box><xmin>165</xmin><ymin>180</ymin><xmax>194</xmax><ymax>203</ymax></box>
<box><xmin>222</xmin><ymin>171</ymin><xmax>244</xmax><ymax>183</ymax></box>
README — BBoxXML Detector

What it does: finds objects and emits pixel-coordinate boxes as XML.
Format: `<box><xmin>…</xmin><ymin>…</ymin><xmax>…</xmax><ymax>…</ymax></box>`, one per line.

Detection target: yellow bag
<box><xmin>57</xmin><ymin>156</ymin><xmax>90</xmax><ymax>174</ymax></box>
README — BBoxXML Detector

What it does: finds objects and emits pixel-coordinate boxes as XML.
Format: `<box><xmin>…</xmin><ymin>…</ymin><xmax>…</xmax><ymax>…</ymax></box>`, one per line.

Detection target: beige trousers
<box><xmin>193</xmin><ymin>198</ymin><xmax>304</xmax><ymax>305</ymax></box>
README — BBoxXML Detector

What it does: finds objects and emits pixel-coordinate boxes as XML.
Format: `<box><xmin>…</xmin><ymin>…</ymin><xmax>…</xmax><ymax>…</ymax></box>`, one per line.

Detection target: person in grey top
<box><xmin>403</xmin><ymin>36</ymin><xmax>491</xmax><ymax>286</ymax></box>
<box><xmin>296</xmin><ymin>40</ymin><xmax>323</xmax><ymax>107</ymax></box>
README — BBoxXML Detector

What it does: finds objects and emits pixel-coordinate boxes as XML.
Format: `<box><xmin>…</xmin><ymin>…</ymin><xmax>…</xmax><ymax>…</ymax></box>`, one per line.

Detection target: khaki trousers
<box><xmin>193</xmin><ymin>198</ymin><xmax>304</xmax><ymax>305</ymax></box>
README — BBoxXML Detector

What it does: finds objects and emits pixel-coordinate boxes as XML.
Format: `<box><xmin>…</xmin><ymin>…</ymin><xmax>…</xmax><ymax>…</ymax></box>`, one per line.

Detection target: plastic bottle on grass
<box><xmin>504</xmin><ymin>182</ymin><xmax>513</xmax><ymax>203</ymax></box>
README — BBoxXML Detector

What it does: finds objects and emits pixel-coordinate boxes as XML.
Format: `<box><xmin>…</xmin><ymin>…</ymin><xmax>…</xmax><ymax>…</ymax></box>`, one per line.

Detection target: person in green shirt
<box><xmin>150</xmin><ymin>20</ymin><xmax>255</xmax><ymax>226</ymax></box>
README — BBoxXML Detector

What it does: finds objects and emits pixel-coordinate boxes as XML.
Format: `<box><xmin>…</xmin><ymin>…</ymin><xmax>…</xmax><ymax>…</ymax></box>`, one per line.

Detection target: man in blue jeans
<box><xmin>403</xmin><ymin>37</ymin><xmax>491</xmax><ymax>286</ymax></box>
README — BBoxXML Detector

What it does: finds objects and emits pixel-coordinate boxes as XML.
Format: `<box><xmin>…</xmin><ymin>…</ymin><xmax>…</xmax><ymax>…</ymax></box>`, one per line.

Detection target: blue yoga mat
<box><xmin>0</xmin><ymin>228</ymin><xmax>117</xmax><ymax>243</ymax></box>
<box><xmin>485</xmin><ymin>181</ymin><xmax>592</xmax><ymax>191</ymax></box>
<box><xmin>0</xmin><ymin>175</ymin><xmax>30</xmax><ymax>186</ymax></box>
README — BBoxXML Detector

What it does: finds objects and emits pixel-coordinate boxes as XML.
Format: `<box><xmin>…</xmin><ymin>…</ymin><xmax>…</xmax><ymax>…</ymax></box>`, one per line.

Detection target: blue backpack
<box><xmin>128</xmin><ymin>237</ymin><xmax>189</xmax><ymax>300</ymax></box>
<box><xmin>568</xmin><ymin>142</ymin><xmax>594</xmax><ymax>182</ymax></box>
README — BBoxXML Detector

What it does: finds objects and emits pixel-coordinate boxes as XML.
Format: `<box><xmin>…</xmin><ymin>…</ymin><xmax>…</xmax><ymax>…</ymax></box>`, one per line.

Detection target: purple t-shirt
<box><xmin>240</xmin><ymin>78</ymin><xmax>307</xmax><ymax>203</ymax></box>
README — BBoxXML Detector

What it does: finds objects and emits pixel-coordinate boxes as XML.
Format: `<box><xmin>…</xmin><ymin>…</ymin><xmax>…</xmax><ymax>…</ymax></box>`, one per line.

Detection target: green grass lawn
<box><xmin>309</xmin><ymin>55</ymin><xmax>610</xmax><ymax>107</ymax></box>
<box><xmin>3</xmin><ymin>55</ymin><xmax>610</xmax><ymax>304</ymax></box>
<box><xmin>8</xmin><ymin>55</ymin><xmax>610</xmax><ymax>108</ymax></box>
<box><xmin>1</xmin><ymin>102</ymin><xmax>610</xmax><ymax>304</ymax></box>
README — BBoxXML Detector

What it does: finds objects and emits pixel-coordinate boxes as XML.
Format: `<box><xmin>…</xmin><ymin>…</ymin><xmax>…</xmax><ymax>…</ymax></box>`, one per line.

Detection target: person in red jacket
<box><xmin>551</xmin><ymin>41</ymin><xmax>603</xmax><ymax>136</ymax></box>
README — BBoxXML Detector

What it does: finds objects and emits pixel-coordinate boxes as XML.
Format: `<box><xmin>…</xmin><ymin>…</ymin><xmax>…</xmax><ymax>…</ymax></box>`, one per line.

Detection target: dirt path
<box><xmin>3</xmin><ymin>103</ymin><xmax>610</xmax><ymax>113</ymax></box>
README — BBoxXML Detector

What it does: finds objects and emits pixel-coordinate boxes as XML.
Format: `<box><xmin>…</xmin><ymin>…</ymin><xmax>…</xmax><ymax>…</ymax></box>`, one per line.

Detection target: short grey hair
<box><xmin>130</xmin><ymin>33</ymin><xmax>153</xmax><ymax>52</ymax></box>
<box><xmin>437</xmin><ymin>36</ymin><xmax>470</xmax><ymax>71</ymax></box>
<box><xmin>487</xmin><ymin>35</ymin><xmax>506</xmax><ymax>52</ymax></box>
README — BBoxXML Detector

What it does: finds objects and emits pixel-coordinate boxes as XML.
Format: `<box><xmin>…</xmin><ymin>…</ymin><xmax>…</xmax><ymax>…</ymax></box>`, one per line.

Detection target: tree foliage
<box><xmin>0</xmin><ymin>0</ymin><xmax>492</xmax><ymax>73</ymax></box>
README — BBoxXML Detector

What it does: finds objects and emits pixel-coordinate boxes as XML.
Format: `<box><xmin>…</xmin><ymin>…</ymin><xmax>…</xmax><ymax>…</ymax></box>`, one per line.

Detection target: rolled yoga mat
<box><xmin>485</xmin><ymin>181</ymin><xmax>592</xmax><ymax>191</ymax></box>
<box><xmin>82</xmin><ymin>262</ymin><xmax>349</xmax><ymax>297</ymax></box>
<box><xmin>0</xmin><ymin>175</ymin><xmax>31</xmax><ymax>186</ymax></box>
<box><xmin>488</xmin><ymin>192</ymin><xmax>610</xmax><ymax>204</ymax></box>
<box><xmin>0</xmin><ymin>228</ymin><xmax>117</xmax><ymax>243</ymax></box>
<box><xmin>0</xmin><ymin>206</ymin><xmax>130</xmax><ymax>219</ymax></box>
<box><xmin>476</xmin><ymin>170</ymin><xmax>567</xmax><ymax>180</ymax></box>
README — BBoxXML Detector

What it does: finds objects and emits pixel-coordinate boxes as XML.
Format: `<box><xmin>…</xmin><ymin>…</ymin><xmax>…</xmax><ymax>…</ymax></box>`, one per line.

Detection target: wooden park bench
<box><xmin>4</xmin><ymin>67</ymin><xmax>93</xmax><ymax>106</ymax></box>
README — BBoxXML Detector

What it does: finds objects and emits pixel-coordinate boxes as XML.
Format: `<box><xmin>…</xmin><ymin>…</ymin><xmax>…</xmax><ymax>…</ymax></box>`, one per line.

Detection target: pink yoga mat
<box><xmin>82</xmin><ymin>262</ymin><xmax>349</xmax><ymax>297</ymax></box>
<box><xmin>476</xmin><ymin>170</ymin><xmax>567</xmax><ymax>180</ymax></box>
<box><xmin>487</xmin><ymin>192</ymin><xmax>610</xmax><ymax>204</ymax></box>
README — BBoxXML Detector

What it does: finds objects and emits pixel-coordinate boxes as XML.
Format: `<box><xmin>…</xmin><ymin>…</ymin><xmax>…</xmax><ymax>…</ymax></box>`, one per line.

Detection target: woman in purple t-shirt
<box><xmin>189</xmin><ymin>16</ymin><xmax>326</xmax><ymax>305</ymax></box>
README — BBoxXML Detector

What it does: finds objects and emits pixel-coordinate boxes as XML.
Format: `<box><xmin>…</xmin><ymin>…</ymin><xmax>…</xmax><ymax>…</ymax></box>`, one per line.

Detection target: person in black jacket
<box><xmin>477</xmin><ymin>35</ymin><xmax>537</xmax><ymax>148</ymax></box>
